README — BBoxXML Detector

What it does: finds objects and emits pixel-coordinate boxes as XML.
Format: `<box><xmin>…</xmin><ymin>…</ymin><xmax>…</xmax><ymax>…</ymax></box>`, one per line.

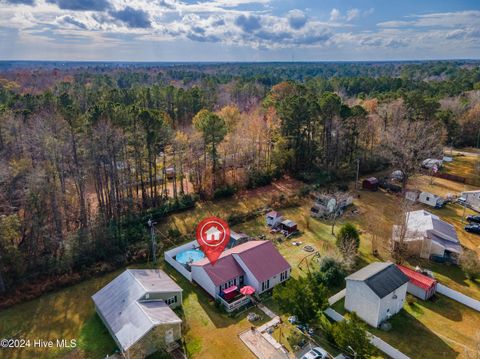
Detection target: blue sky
<box><xmin>0</xmin><ymin>0</ymin><xmax>479</xmax><ymax>61</ymax></box>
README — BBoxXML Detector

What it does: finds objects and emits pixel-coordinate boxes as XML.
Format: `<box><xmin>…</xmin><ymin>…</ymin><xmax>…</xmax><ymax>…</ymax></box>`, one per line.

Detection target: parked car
<box><xmin>378</xmin><ymin>178</ymin><xmax>402</xmax><ymax>193</ymax></box>
<box><xmin>464</xmin><ymin>224</ymin><xmax>480</xmax><ymax>235</ymax></box>
<box><xmin>457</xmin><ymin>197</ymin><xmax>468</xmax><ymax>207</ymax></box>
<box><xmin>466</xmin><ymin>215</ymin><xmax>480</xmax><ymax>224</ymax></box>
<box><xmin>300</xmin><ymin>346</ymin><xmax>329</xmax><ymax>359</ymax></box>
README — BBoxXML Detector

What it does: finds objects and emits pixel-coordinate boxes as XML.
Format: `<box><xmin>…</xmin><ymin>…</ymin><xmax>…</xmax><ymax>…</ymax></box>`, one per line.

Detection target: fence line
<box><xmin>437</xmin><ymin>284</ymin><xmax>480</xmax><ymax>312</ymax></box>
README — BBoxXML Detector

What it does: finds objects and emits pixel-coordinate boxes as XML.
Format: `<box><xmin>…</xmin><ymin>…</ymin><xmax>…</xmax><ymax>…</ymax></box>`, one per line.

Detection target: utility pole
<box><xmin>148</xmin><ymin>219</ymin><xmax>157</xmax><ymax>264</ymax></box>
<box><xmin>355</xmin><ymin>158</ymin><xmax>360</xmax><ymax>190</ymax></box>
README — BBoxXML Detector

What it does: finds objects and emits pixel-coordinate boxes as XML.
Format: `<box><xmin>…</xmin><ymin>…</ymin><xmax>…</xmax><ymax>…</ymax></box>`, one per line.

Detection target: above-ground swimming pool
<box><xmin>176</xmin><ymin>249</ymin><xmax>205</xmax><ymax>265</ymax></box>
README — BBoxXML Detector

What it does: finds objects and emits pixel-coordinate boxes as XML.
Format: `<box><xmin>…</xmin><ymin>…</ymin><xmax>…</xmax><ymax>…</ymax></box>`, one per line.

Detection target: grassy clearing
<box><xmin>0</xmin><ymin>271</ymin><xmax>120</xmax><ymax>359</ymax></box>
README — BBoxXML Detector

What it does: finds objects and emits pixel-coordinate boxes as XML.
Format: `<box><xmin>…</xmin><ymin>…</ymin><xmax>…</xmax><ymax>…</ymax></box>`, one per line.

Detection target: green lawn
<box><xmin>0</xmin><ymin>271</ymin><xmax>120</xmax><ymax>359</ymax></box>
<box><xmin>331</xmin><ymin>294</ymin><xmax>480</xmax><ymax>359</ymax></box>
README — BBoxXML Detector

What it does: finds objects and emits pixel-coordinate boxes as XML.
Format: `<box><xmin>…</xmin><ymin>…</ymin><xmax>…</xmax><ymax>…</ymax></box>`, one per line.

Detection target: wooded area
<box><xmin>0</xmin><ymin>61</ymin><xmax>479</xmax><ymax>299</ymax></box>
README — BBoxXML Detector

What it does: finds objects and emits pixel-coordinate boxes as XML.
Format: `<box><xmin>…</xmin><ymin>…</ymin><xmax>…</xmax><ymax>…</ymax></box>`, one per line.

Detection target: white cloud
<box><xmin>346</xmin><ymin>8</ymin><xmax>360</xmax><ymax>22</ymax></box>
<box><xmin>329</xmin><ymin>8</ymin><xmax>340</xmax><ymax>22</ymax></box>
<box><xmin>0</xmin><ymin>1</ymin><xmax>478</xmax><ymax>60</ymax></box>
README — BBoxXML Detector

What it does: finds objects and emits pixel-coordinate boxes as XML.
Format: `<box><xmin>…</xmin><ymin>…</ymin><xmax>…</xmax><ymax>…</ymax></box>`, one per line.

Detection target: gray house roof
<box><xmin>92</xmin><ymin>269</ymin><xmax>182</xmax><ymax>351</ymax></box>
<box><xmin>346</xmin><ymin>262</ymin><xmax>409</xmax><ymax>299</ymax></box>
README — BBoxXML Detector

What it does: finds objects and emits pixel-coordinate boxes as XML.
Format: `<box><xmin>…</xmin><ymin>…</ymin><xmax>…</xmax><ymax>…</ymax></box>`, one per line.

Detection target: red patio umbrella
<box><xmin>240</xmin><ymin>285</ymin><xmax>255</xmax><ymax>295</ymax></box>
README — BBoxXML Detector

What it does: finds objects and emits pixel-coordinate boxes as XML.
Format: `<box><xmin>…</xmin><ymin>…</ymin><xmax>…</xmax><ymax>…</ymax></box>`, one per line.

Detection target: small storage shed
<box><xmin>227</xmin><ymin>231</ymin><xmax>250</xmax><ymax>249</ymax></box>
<box><xmin>362</xmin><ymin>177</ymin><xmax>379</xmax><ymax>191</ymax></box>
<box><xmin>418</xmin><ymin>192</ymin><xmax>445</xmax><ymax>208</ymax></box>
<box><xmin>280</xmin><ymin>219</ymin><xmax>298</xmax><ymax>234</ymax></box>
<box><xmin>396</xmin><ymin>265</ymin><xmax>437</xmax><ymax>300</ymax></box>
<box><xmin>266</xmin><ymin>211</ymin><xmax>283</xmax><ymax>227</ymax></box>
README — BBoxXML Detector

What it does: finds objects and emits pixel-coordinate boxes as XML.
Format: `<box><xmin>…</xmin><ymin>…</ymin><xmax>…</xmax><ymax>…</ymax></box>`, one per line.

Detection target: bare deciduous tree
<box><xmin>382</xmin><ymin>119</ymin><xmax>444</xmax><ymax>191</ymax></box>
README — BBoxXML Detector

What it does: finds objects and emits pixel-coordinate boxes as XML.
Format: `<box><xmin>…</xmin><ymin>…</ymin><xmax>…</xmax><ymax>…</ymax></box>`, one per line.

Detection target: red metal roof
<box><xmin>234</xmin><ymin>241</ymin><xmax>291</xmax><ymax>282</ymax></box>
<box><xmin>396</xmin><ymin>265</ymin><xmax>437</xmax><ymax>291</ymax></box>
<box><xmin>191</xmin><ymin>240</ymin><xmax>291</xmax><ymax>285</ymax></box>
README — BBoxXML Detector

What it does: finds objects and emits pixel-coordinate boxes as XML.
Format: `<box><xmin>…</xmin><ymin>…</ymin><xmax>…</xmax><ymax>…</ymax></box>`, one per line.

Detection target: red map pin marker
<box><xmin>196</xmin><ymin>216</ymin><xmax>230</xmax><ymax>265</ymax></box>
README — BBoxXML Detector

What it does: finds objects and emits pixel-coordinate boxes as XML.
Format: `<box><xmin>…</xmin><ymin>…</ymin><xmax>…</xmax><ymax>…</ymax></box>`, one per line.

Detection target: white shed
<box><xmin>418</xmin><ymin>192</ymin><xmax>445</xmax><ymax>208</ymax></box>
<box><xmin>345</xmin><ymin>262</ymin><xmax>409</xmax><ymax>328</ymax></box>
<box><xmin>266</xmin><ymin>211</ymin><xmax>283</xmax><ymax>227</ymax></box>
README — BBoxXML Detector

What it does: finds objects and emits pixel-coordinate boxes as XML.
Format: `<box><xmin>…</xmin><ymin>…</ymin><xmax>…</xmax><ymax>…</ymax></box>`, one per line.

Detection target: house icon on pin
<box><xmin>205</xmin><ymin>226</ymin><xmax>222</xmax><ymax>243</ymax></box>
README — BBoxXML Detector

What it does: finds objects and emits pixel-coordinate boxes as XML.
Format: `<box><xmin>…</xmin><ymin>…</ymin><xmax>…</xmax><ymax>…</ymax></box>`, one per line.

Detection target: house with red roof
<box><xmin>396</xmin><ymin>265</ymin><xmax>437</xmax><ymax>300</ymax></box>
<box><xmin>190</xmin><ymin>240</ymin><xmax>291</xmax><ymax>312</ymax></box>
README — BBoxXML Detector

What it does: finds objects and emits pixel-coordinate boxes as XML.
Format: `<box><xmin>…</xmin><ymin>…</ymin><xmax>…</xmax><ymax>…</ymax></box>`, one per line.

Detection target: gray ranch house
<box><xmin>345</xmin><ymin>262</ymin><xmax>409</xmax><ymax>328</ymax></box>
<box><xmin>92</xmin><ymin>269</ymin><xmax>183</xmax><ymax>359</ymax></box>
<box><xmin>392</xmin><ymin>210</ymin><xmax>462</xmax><ymax>263</ymax></box>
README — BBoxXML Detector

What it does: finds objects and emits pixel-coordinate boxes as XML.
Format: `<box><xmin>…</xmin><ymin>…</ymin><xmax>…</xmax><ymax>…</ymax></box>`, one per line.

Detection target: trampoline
<box><xmin>176</xmin><ymin>249</ymin><xmax>205</xmax><ymax>265</ymax></box>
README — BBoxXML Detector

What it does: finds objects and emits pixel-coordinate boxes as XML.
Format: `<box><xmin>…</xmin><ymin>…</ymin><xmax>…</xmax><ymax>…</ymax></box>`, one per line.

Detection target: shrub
<box><xmin>316</xmin><ymin>256</ymin><xmax>346</xmax><ymax>287</ymax></box>
<box><xmin>213</xmin><ymin>185</ymin><xmax>237</xmax><ymax>199</ymax></box>
<box><xmin>406</xmin><ymin>295</ymin><xmax>416</xmax><ymax>306</ymax></box>
<box><xmin>459</xmin><ymin>249</ymin><xmax>480</xmax><ymax>279</ymax></box>
<box><xmin>246</xmin><ymin>168</ymin><xmax>275</xmax><ymax>189</ymax></box>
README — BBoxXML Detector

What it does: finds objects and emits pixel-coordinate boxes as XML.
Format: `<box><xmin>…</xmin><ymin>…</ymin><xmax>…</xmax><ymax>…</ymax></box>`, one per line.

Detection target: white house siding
<box><xmin>377</xmin><ymin>283</ymin><xmax>407</xmax><ymax>326</ymax></box>
<box><xmin>191</xmin><ymin>266</ymin><xmax>217</xmax><ymax>298</ymax></box>
<box><xmin>463</xmin><ymin>191</ymin><xmax>480</xmax><ymax>212</ymax></box>
<box><xmin>419</xmin><ymin>193</ymin><xmax>438</xmax><ymax>207</ymax></box>
<box><xmin>140</xmin><ymin>291</ymin><xmax>183</xmax><ymax>309</ymax></box>
<box><xmin>232</xmin><ymin>254</ymin><xmax>260</xmax><ymax>291</ymax></box>
<box><xmin>429</xmin><ymin>240</ymin><xmax>446</xmax><ymax>257</ymax></box>
<box><xmin>407</xmin><ymin>283</ymin><xmax>428</xmax><ymax>300</ymax></box>
<box><xmin>345</xmin><ymin>280</ymin><xmax>380</xmax><ymax>327</ymax></box>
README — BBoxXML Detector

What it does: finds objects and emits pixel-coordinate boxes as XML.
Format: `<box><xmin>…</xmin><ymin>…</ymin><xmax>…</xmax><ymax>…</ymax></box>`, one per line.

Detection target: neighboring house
<box><xmin>310</xmin><ymin>193</ymin><xmax>353</xmax><ymax>218</ymax></box>
<box><xmin>345</xmin><ymin>262</ymin><xmax>409</xmax><ymax>328</ymax></box>
<box><xmin>227</xmin><ymin>230</ymin><xmax>250</xmax><ymax>249</ymax></box>
<box><xmin>392</xmin><ymin>210</ymin><xmax>462</xmax><ymax>263</ymax></box>
<box><xmin>191</xmin><ymin>240</ymin><xmax>291</xmax><ymax>312</ymax></box>
<box><xmin>418</xmin><ymin>191</ymin><xmax>445</xmax><ymax>208</ymax></box>
<box><xmin>92</xmin><ymin>269</ymin><xmax>183</xmax><ymax>359</ymax></box>
<box><xmin>266</xmin><ymin>211</ymin><xmax>283</xmax><ymax>227</ymax></box>
<box><xmin>397</xmin><ymin>265</ymin><xmax>437</xmax><ymax>300</ymax></box>
<box><xmin>461</xmin><ymin>190</ymin><xmax>480</xmax><ymax>212</ymax></box>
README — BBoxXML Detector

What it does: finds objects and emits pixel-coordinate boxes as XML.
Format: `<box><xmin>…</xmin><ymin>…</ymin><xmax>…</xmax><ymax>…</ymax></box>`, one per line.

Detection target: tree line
<box><xmin>0</xmin><ymin>62</ymin><xmax>479</xmax><ymax>298</ymax></box>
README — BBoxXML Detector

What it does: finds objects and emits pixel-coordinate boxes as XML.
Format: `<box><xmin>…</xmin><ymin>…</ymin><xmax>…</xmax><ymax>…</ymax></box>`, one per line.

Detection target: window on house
<box><xmin>165</xmin><ymin>295</ymin><xmax>177</xmax><ymax>305</ymax></box>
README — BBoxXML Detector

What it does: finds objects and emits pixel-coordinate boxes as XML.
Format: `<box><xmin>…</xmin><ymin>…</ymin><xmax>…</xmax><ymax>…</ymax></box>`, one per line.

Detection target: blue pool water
<box><xmin>176</xmin><ymin>249</ymin><xmax>205</xmax><ymax>265</ymax></box>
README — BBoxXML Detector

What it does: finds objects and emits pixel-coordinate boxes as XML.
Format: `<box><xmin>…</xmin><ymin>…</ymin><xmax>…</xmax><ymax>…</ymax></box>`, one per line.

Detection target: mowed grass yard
<box><xmin>0</xmin><ymin>153</ymin><xmax>479</xmax><ymax>359</ymax></box>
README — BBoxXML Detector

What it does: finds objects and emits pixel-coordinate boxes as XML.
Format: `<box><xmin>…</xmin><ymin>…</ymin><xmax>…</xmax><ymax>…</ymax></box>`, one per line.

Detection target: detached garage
<box><xmin>397</xmin><ymin>265</ymin><xmax>437</xmax><ymax>300</ymax></box>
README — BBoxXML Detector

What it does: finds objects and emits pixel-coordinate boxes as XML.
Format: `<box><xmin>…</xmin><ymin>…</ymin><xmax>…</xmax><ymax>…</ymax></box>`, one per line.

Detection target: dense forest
<box><xmin>1</xmin><ymin>61</ymin><xmax>480</xmax><ymax>301</ymax></box>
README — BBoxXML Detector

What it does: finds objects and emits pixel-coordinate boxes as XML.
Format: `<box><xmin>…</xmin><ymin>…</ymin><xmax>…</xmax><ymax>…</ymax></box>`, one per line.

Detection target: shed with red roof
<box><xmin>396</xmin><ymin>265</ymin><xmax>437</xmax><ymax>300</ymax></box>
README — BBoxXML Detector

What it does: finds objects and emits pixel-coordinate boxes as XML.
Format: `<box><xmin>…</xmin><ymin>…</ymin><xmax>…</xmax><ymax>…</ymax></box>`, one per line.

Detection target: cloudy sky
<box><xmin>0</xmin><ymin>0</ymin><xmax>479</xmax><ymax>61</ymax></box>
